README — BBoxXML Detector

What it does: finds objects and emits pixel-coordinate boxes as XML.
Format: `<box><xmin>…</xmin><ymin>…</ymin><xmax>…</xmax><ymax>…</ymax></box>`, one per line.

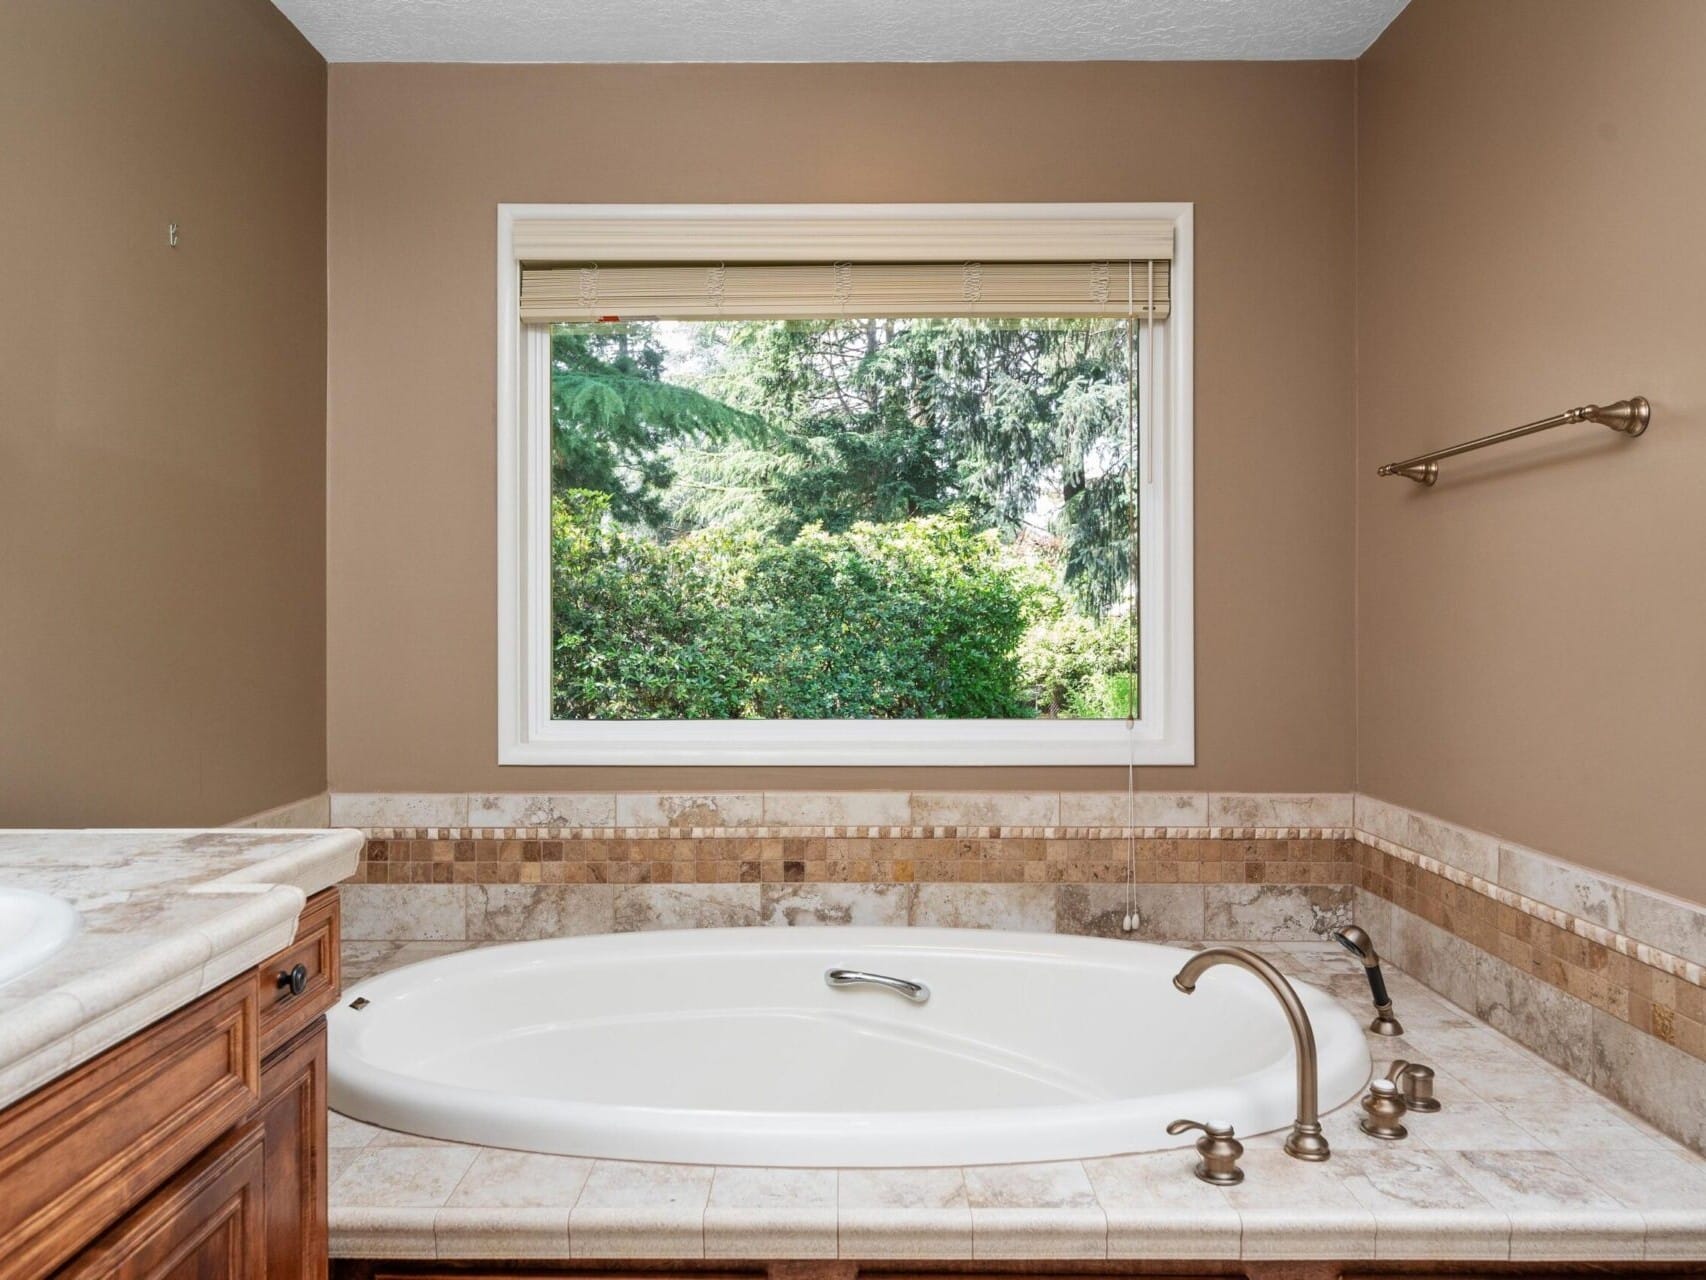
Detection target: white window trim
<box><xmin>497</xmin><ymin>203</ymin><xmax>1194</xmax><ymax>766</ymax></box>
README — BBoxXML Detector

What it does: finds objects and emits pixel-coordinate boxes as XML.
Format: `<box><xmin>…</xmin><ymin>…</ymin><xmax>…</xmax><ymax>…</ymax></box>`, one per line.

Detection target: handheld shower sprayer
<box><xmin>1331</xmin><ymin>925</ymin><xmax>1404</xmax><ymax>1037</ymax></box>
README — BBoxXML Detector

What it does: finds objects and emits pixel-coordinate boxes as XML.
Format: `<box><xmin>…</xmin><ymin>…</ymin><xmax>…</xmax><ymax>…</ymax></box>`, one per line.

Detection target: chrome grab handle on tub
<box><xmin>825</xmin><ymin>968</ymin><xmax>930</xmax><ymax>1004</ymax></box>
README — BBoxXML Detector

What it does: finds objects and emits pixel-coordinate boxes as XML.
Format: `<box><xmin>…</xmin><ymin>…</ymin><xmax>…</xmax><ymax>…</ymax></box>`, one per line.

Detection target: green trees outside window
<box><xmin>548</xmin><ymin>317</ymin><xmax>1137</xmax><ymax>721</ymax></box>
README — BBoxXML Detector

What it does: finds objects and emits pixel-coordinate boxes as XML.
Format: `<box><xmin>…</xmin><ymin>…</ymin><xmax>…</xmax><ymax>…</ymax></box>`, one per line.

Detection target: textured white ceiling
<box><xmin>271</xmin><ymin>0</ymin><xmax>1410</xmax><ymax>63</ymax></box>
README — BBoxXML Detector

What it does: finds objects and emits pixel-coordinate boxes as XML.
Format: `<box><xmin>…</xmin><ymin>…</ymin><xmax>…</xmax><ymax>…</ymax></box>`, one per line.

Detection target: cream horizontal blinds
<box><xmin>520</xmin><ymin>261</ymin><xmax>1171</xmax><ymax>323</ymax></box>
<box><xmin>512</xmin><ymin>213</ymin><xmax>1174</xmax><ymax>264</ymax></box>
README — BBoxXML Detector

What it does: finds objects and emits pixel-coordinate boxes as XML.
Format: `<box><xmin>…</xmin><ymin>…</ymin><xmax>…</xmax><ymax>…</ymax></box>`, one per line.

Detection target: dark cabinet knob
<box><xmin>277</xmin><ymin>963</ymin><xmax>309</xmax><ymax>997</ymax></box>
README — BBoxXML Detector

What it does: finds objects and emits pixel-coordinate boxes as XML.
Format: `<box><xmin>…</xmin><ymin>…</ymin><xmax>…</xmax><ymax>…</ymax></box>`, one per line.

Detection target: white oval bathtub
<box><xmin>327</xmin><ymin>928</ymin><xmax>1370</xmax><ymax>1167</ymax></box>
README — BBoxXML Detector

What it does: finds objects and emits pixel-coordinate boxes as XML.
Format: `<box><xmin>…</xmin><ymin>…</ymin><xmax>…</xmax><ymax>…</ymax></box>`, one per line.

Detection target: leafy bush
<box><xmin>551</xmin><ymin>491</ymin><xmax>1037</xmax><ymax>720</ymax></box>
<box><xmin>1015</xmin><ymin>599</ymin><xmax>1137</xmax><ymax>719</ymax></box>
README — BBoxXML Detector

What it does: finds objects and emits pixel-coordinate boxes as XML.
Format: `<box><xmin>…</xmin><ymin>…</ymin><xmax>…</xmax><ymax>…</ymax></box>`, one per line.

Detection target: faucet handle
<box><xmin>1358</xmin><ymin>1076</ymin><xmax>1410</xmax><ymax>1140</ymax></box>
<box><xmin>1387</xmin><ymin>1059</ymin><xmax>1440</xmax><ymax>1112</ymax></box>
<box><xmin>1167</xmin><ymin>1118</ymin><xmax>1245</xmax><ymax>1185</ymax></box>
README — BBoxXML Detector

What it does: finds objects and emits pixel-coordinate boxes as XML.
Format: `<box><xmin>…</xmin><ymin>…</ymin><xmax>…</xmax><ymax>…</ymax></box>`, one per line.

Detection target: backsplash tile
<box><xmin>340</xmin><ymin>883</ymin><xmax>467</xmax><ymax>941</ymax></box>
<box><xmin>758</xmin><ymin>882</ymin><xmax>913</xmax><ymax>928</ymax></box>
<box><xmin>910</xmin><ymin>791</ymin><xmax>1059</xmax><ymax>827</ymax></box>
<box><xmin>762</xmin><ymin>791</ymin><xmax>912</xmax><ymax>826</ymax></box>
<box><xmin>1621</xmin><ymin>884</ymin><xmax>1706</xmax><ymax>970</ymax></box>
<box><xmin>1207</xmin><ymin>792</ymin><xmax>1354</xmax><ymax>828</ymax></box>
<box><xmin>465</xmin><ymin>884</ymin><xmax>615</xmax><ymax>941</ymax></box>
<box><xmin>612</xmin><ymin>883</ymin><xmax>761</xmax><ymax>931</ymax></box>
<box><xmin>331</xmin><ymin>792</ymin><xmax>470</xmax><ymax>829</ymax></box>
<box><xmin>1055</xmin><ymin>883</ymin><xmax>1205</xmax><ymax>941</ymax></box>
<box><xmin>1059</xmin><ymin>791</ymin><xmax>1209</xmax><ymax>827</ymax></box>
<box><xmin>911</xmin><ymin>883</ymin><xmax>1056</xmax><ymax>932</ymax></box>
<box><xmin>614</xmin><ymin>792</ymin><xmax>763</xmax><ymax>829</ymax></box>
<box><xmin>469</xmin><ymin>793</ymin><xmax>615</xmax><ymax>828</ymax></box>
<box><xmin>1497</xmin><ymin>841</ymin><xmax>1626</xmax><ymax>933</ymax></box>
<box><xmin>1202</xmin><ymin>883</ymin><xmax>1353</xmax><ymax>941</ymax></box>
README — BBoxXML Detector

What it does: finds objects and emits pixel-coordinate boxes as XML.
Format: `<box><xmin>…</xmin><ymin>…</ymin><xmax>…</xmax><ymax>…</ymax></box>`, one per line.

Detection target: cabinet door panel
<box><xmin>59</xmin><ymin>1122</ymin><xmax>266</xmax><ymax>1280</ymax></box>
<box><xmin>261</xmin><ymin>1019</ymin><xmax>330</xmax><ymax>1280</ymax></box>
<box><xmin>0</xmin><ymin>975</ymin><xmax>259</xmax><ymax>1280</ymax></box>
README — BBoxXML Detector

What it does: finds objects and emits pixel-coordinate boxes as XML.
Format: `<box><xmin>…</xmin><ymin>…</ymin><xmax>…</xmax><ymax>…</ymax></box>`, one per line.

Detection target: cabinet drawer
<box><xmin>0</xmin><ymin>973</ymin><xmax>260</xmax><ymax>1280</ymax></box>
<box><xmin>259</xmin><ymin>888</ymin><xmax>341</xmax><ymax>1057</ymax></box>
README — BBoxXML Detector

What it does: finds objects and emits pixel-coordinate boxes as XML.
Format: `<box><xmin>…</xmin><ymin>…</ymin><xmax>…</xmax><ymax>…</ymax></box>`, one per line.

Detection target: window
<box><xmin>498</xmin><ymin>206</ymin><xmax>1193</xmax><ymax>764</ymax></box>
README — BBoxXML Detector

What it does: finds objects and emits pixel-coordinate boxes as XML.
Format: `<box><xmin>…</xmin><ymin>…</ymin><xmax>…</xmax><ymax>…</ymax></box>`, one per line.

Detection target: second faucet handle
<box><xmin>1389</xmin><ymin>1059</ymin><xmax>1441</xmax><ymax>1113</ymax></box>
<box><xmin>1167</xmin><ymin>1118</ymin><xmax>1245</xmax><ymax>1185</ymax></box>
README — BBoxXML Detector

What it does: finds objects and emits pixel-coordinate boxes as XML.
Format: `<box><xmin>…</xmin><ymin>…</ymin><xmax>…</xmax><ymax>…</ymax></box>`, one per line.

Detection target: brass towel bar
<box><xmin>1379</xmin><ymin>396</ymin><xmax>1650</xmax><ymax>485</ymax></box>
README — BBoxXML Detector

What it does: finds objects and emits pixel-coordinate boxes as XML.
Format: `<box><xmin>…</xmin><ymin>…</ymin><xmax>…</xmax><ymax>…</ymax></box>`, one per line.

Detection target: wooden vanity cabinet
<box><xmin>0</xmin><ymin>888</ymin><xmax>340</xmax><ymax>1280</ymax></box>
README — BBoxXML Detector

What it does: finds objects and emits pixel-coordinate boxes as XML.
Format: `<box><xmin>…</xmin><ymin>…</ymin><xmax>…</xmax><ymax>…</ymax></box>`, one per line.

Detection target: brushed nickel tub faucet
<box><xmin>1331</xmin><ymin>925</ymin><xmax>1404</xmax><ymax>1037</ymax></box>
<box><xmin>1171</xmin><ymin>946</ymin><xmax>1331</xmax><ymax>1162</ymax></box>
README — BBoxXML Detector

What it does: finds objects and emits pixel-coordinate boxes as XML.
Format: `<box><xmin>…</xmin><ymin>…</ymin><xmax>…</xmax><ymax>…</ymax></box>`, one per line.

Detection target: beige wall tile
<box><xmin>911</xmin><ymin>884</ymin><xmax>1055</xmax><ymax>932</ymax></box>
<box><xmin>760</xmin><ymin>883</ymin><xmax>914</xmax><ymax>927</ymax></box>
<box><xmin>466</xmin><ymin>885</ymin><xmax>615</xmax><ymax>940</ymax></box>
<box><xmin>615</xmin><ymin>793</ymin><xmax>764</xmax><ymax>828</ymax></box>
<box><xmin>762</xmin><ymin>792</ymin><xmax>912</xmax><ymax>826</ymax></box>
<box><xmin>1209</xmin><ymin>793</ymin><xmax>1354</xmax><ymax>827</ymax></box>
<box><xmin>1060</xmin><ymin>791</ymin><xmax>1210</xmax><ymax>827</ymax></box>
<box><xmin>910</xmin><ymin>792</ymin><xmax>1059</xmax><ymax>827</ymax></box>
<box><xmin>470</xmin><ymin>793</ymin><xmax>615</xmax><ymax>827</ymax></box>
<box><xmin>340</xmin><ymin>884</ymin><xmax>467</xmax><ymax>941</ymax></box>
<box><xmin>612</xmin><ymin>883</ymin><xmax>761</xmax><ymax>931</ymax></box>
<box><xmin>331</xmin><ymin>793</ymin><xmax>470</xmax><ymax>828</ymax></box>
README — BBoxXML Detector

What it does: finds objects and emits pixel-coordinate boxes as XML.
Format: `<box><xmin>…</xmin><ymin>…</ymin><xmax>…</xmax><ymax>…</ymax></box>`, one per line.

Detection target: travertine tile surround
<box><xmin>229</xmin><ymin>790</ymin><xmax>331</xmax><ymax>829</ymax></box>
<box><xmin>328</xmin><ymin>943</ymin><xmax>1706</xmax><ymax>1263</ymax></box>
<box><xmin>334</xmin><ymin>789</ymin><xmax>1706</xmax><ymax>1152</ymax></box>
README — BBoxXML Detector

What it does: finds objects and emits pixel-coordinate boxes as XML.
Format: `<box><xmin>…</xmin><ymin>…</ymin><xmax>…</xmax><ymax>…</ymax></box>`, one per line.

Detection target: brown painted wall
<box><xmin>326</xmin><ymin>61</ymin><xmax>1357</xmax><ymax>794</ymax></box>
<box><xmin>0</xmin><ymin>1</ymin><xmax>328</xmax><ymax>825</ymax></box>
<box><xmin>1356</xmin><ymin>1</ymin><xmax>1706</xmax><ymax>901</ymax></box>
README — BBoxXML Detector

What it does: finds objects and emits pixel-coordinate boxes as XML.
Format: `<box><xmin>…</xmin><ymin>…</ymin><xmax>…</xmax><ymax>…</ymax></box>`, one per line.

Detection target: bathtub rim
<box><xmin>328</xmin><ymin>926</ymin><xmax>1373</xmax><ymax>1167</ymax></box>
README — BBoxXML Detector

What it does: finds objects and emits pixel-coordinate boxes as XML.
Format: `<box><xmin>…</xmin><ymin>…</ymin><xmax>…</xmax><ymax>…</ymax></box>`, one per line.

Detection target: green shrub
<box><xmin>551</xmin><ymin>491</ymin><xmax>1038</xmax><ymax>720</ymax></box>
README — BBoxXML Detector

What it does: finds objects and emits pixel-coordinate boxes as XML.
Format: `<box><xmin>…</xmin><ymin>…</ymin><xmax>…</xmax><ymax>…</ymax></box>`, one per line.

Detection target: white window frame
<box><xmin>497</xmin><ymin>203</ymin><xmax>1194</xmax><ymax>766</ymax></box>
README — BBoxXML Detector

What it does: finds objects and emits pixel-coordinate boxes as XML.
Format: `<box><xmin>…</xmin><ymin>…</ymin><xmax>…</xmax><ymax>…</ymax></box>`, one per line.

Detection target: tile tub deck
<box><xmin>329</xmin><ymin>940</ymin><xmax>1706</xmax><ymax>1264</ymax></box>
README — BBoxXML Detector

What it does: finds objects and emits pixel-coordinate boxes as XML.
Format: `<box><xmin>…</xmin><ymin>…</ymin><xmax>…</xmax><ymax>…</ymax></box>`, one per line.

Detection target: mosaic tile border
<box><xmin>345</xmin><ymin>836</ymin><xmax>1360</xmax><ymax>888</ymax></box>
<box><xmin>1357</xmin><ymin>839</ymin><xmax>1706</xmax><ymax>1060</ymax></box>
<box><xmin>355</xmin><ymin>825</ymin><xmax>1352</xmax><ymax>840</ymax></box>
<box><xmin>1359</xmin><ymin>832</ymin><xmax>1705</xmax><ymax>990</ymax></box>
<box><xmin>330</xmin><ymin>791</ymin><xmax>1703</xmax><ymax>968</ymax></box>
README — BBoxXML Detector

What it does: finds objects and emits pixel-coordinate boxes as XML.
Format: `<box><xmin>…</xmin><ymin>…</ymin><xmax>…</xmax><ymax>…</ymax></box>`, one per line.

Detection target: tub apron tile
<box><xmin>570</xmin><ymin>1160</ymin><xmax>712</xmax><ymax>1258</ymax></box>
<box><xmin>705</xmin><ymin>1167</ymin><xmax>839</xmax><ymax>1259</ymax></box>
<box><xmin>837</xmin><ymin>1168</ymin><xmax>973</xmax><ymax>1259</ymax></box>
<box><xmin>963</xmin><ymin>1161</ymin><xmax>1106</xmax><ymax>1258</ymax></box>
<box><xmin>1083</xmin><ymin>1150</ymin><xmax>1241</xmax><ymax>1260</ymax></box>
<box><xmin>1221</xmin><ymin>1149</ymin><xmax>1377</xmax><ymax>1260</ymax></box>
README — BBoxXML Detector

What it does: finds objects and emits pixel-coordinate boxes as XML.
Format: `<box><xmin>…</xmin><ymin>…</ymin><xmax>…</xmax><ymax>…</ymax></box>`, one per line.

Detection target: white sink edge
<box><xmin>0</xmin><ymin>888</ymin><xmax>82</xmax><ymax>991</ymax></box>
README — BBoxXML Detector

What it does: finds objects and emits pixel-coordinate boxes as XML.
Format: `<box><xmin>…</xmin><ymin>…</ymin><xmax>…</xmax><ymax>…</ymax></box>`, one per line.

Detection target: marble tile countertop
<box><xmin>330</xmin><ymin>940</ymin><xmax>1706</xmax><ymax>1265</ymax></box>
<box><xmin>0</xmin><ymin>828</ymin><xmax>362</xmax><ymax>1108</ymax></box>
